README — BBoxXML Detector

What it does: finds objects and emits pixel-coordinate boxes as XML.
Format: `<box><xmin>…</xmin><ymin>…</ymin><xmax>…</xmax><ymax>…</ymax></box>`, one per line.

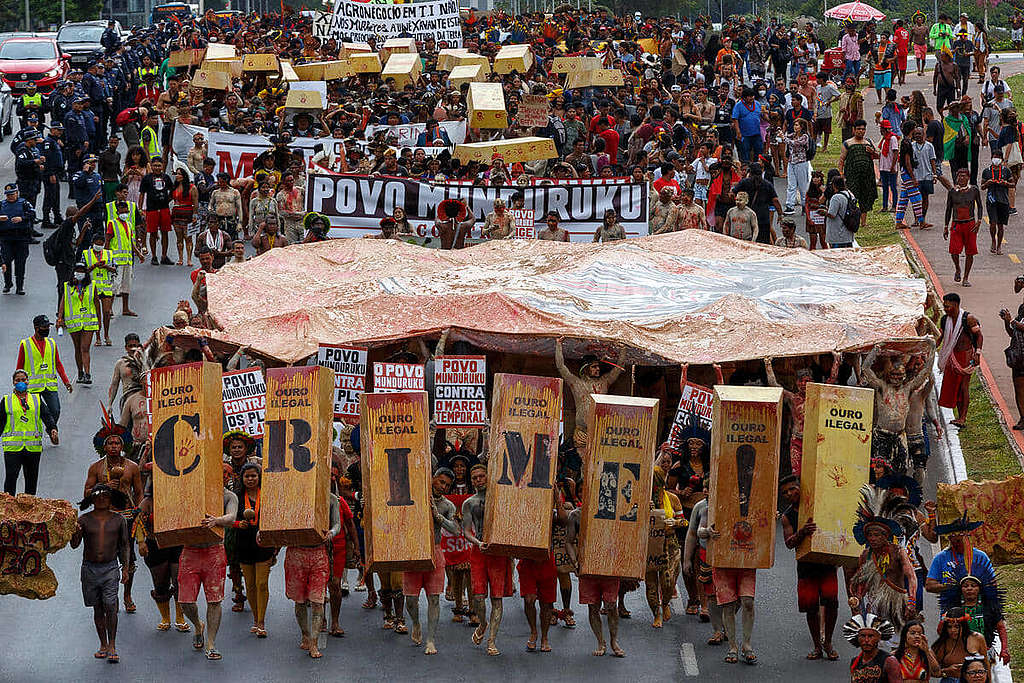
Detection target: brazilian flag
<box><xmin>943</xmin><ymin>113</ymin><xmax>972</xmax><ymax>163</ymax></box>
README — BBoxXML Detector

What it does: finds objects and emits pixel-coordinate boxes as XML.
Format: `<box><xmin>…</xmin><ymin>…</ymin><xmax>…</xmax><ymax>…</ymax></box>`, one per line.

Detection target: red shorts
<box><xmin>331</xmin><ymin>534</ymin><xmax>346</xmax><ymax>579</ymax></box>
<box><xmin>713</xmin><ymin>567</ymin><xmax>756</xmax><ymax>605</ymax></box>
<box><xmin>284</xmin><ymin>546</ymin><xmax>329</xmax><ymax>604</ymax></box>
<box><xmin>145</xmin><ymin>207</ymin><xmax>172</xmax><ymax>234</ymax></box>
<box><xmin>469</xmin><ymin>546</ymin><xmax>514</xmax><ymax>598</ymax></box>
<box><xmin>578</xmin><ymin>576</ymin><xmax>620</xmax><ymax>605</ymax></box>
<box><xmin>517</xmin><ymin>553</ymin><xmax>558</xmax><ymax>603</ymax></box>
<box><xmin>403</xmin><ymin>544</ymin><xmax>446</xmax><ymax>596</ymax></box>
<box><xmin>796</xmin><ymin>568</ymin><xmax>839</xmax><ymax>613</ymax></box>
<box><xmin>177</xmin><ymin>545</ymin><xmax>227</xmax><ymax>604</ymax></box>
<box><xmin>948</xmin><ymin>220</ymin><xmax>978</xmax><ymax>256</ymax></box>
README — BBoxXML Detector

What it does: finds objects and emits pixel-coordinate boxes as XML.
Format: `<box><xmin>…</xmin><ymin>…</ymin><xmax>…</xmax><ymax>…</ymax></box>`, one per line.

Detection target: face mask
<box><xmin>118</xmin><ymin>213</ymin><xmax>129</xmax><ymax>221</ymax></box>
<box><xmin>757</xmin><ymin>90</ymin><xmax>766</xmax><ymax>96</ymax></box>
<box><xmin>993</xmin><ymin>158</ymin><xmax>1003</xmax><ymax>166</ymax></box>
<box><xmin>93</xmin><ymin>244</ymin><xmax>103</xmax><ymax>252</ymax></box>
<box><xmin>36</xmin><ymin>328</ymin><xmax>49</xmax><ymax>338</ymax></box>
<box><xmin>14</xmin><ymin>382</ymin><xmax>28</xmax><ymax>393</ymax></box>
<box><xmin>73</xmin><ymin>273</ymin><xmax>86</xmax><ymax>283</ymax></box>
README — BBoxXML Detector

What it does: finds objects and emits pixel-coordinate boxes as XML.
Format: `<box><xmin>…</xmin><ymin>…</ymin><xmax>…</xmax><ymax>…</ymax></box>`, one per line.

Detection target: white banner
<box><xmin>222</xmin><ymin>368</ymin><xmax>267</xmax><ymax>438</ymax></box>
<box><xmin>364</xmin><ymin>120</ymin><xmax>467</xmax><ymax>147</ymax></box>
<box><xmin>329</xmin><ymin>0</ymin><xmax>462</xmax><ymax>48</ymax></box>
<box><xmin>434</xmin><ymin>356</ymin><xmax>487</xmax><ymax>427</ymax></box>
<box><xmin>316</xmin><ymin>344</ymin><xmax>368</xmax><ymax>421</ymax></box>
<box><xmin>372</xmin><ymin>362</ymin><xmax>425</xmax><ymax>393</ymax></box>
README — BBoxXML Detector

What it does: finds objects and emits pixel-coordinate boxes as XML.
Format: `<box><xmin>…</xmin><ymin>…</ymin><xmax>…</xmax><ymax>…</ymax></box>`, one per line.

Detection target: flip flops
<box><xmin>205</xmin><ymin>649</ymin><xmax>222</xmax><ymax>661</ymax></box>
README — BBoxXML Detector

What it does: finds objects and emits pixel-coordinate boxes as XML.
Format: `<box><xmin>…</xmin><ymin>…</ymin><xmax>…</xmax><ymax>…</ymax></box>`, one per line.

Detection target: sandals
<box><xmin>724</xmin><ymin>651</ymin><xmax>739</xmax><ymax>664</ymax></box>
<box><xmin>175</xmin><ymin>621</ymin><xmax>191</xmax><ymax>633</ymax></box>
<box><xmin>684</xmin><ymin>604</ymin><xmax>699</xmax><ymax>616</ymax></box>
<box><xmin>526</xmin><ymin>638</ymin><xmax>537</xmax><ymax>652</ymax></box>
<box><xmin>707</xmin><ymin>632</ymin><xmax>726</xmax><ymax>646</ymax></box>
<box><xmin>394</xmin><ymin>621</ymin><xmax>409</xmax><ymax>634</ymax></box>
<box><xmin>563</xmin><ymin>612</ymin><xmax>576</xmax><ymax>628</ymax></box>
<box><xmin>157</xmin><ymin>622</ymin><xmax>171</xmax><ymax>632</ymax></box>
<box><xmin>124</xmin><ymin>598</ymin><xmax>136</xmax><ymax>614</ymax></box>
<box><xmin>362</xmin><ymin>595</ymin><xmax>378</xmax><ymax>609</ymax></box>
<box><xmin>329</xmin><ymin>628</ymin><xmax>344</xmax><ymax>638</ymax></box>
<box><xmin>94</xmin><ymin>650</ymin><xmax>108</xmax><ymax>659</ymax></box>
<box><xmin>256</xmin><ymin>627</ymin><xmax>268</xmax><ymax>639</ymax></box>
<box><xmin>807</xmin><ymin>649</ymin><xmax>823</xmax><ymax>660</ymax></box>
<box><xmin>107</xmin><ymin>652</ymin><xmax>120</xmax><ymax>664</ymax></box>
<box><xmin>205</xmin><ymin>649</ymin><xmax>222</xmax><ymax>661</ymax></box>
<box><xmin>825</xmin><ymin>646</ymin><xmax>840</xmax><ymax>661</ymax></box>
<box><xmin>742</xmin><ymin>649</ymin><xmax>758</xmax><ymax>665</ymax></box>
<box><xmin>193</xmin><ymin>630</ymin><xmax>205</xmax><ymax>651</ymax></box>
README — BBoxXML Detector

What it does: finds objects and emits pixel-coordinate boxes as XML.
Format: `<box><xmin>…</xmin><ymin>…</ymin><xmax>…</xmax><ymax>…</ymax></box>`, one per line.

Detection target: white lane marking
<box><xmin>680</xmin><ymin>642</ymin><xmax>699</xmax><ymax>676</ymax></box>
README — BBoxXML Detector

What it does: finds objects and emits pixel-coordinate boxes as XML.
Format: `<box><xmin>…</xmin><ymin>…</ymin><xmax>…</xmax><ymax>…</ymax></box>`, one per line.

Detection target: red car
<box><xmin>0</xmin><ymin>36</ymin><xmax>69</xmax><ymax>94</ymax></box>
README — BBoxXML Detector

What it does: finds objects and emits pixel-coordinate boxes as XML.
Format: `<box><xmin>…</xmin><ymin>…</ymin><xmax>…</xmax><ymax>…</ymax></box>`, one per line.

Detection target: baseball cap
<box><xmin>33</xmin><ymin>315</ymin><xmax>51</xmax><ymax>327</ymax></box>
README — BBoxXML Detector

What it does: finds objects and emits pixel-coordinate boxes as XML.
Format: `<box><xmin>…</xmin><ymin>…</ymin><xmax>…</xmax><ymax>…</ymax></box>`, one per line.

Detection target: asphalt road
<box><xmin>0</xmin><ymin>120</ymin><xmax>948</xmax><ymax>683</ymax></box>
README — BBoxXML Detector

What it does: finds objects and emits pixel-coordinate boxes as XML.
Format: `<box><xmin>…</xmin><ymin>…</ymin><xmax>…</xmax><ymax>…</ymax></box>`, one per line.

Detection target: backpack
<box><xmin>42</xmin><ymin>228</ymin><xmax>61</xmax><ymax>267</ymax></box>
<box><xmin>841</xmin><ymin>190</ymin><xmax>861</xmax><ymax>233</ymax></box>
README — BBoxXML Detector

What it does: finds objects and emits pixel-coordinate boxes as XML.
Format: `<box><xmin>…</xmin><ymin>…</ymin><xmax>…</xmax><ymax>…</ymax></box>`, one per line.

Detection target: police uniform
<box><xmin>0</xmin><ymin>183</ymin><xmax>36</xmax><ymax>294</ymax></box>
<box><xmin>9</xmin><ymin>117</ymin><xmax>42</xmax><ymax>154</ymax></box>
<box><xmin>63</xmin><ymin>100</ymin><xmax>90</xmax><ymax>177</ymax></box>
<box><xmin>40</xmin><ymin>125</ymin><xmax>65</xmax><ymax>229</ymax></box>
<box><xmin>71</xmin><ymin>157</ymin><xmax>103</xmax><ymax>240</ymax></box>
<box><xmin>48</xmin><ymin>85</ymin><xmax>74</xmax><ymax>130</ymax></box>
<box><xmin>14</xmin><ymin>134</ymin><xmax>43</xmax><ymax>207</ymax></box>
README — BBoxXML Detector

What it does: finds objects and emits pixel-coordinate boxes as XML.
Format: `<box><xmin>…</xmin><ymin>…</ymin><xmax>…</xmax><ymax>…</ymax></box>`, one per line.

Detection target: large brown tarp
<box><xmin>204</xmin><ymin>230</ymin><xmax>927</xmax><ymax>365</ymax></box>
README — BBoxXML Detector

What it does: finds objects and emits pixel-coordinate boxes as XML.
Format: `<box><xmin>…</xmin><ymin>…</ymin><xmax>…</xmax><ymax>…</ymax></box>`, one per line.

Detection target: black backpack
<box><xmin>841</xmin><ymin>191</ymin><xmax>861</xmax><ymax>234</ymax></box>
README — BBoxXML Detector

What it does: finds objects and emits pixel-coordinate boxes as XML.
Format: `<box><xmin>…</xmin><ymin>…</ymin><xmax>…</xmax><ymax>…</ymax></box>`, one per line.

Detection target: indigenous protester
<box><xmin>937</xmin><ymin>293</ymin><xmax>983</xmax><ymax>428</ymax></box>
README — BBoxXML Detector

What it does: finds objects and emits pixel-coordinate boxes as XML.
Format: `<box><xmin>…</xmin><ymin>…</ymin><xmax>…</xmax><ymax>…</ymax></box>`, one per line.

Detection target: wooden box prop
<box><xmin>453</xmin><ymin>137</ymin><xmax>557</xmax><ymax>165</ymax></box>
<box><xmin>341</xmin><ymin>41</ymin><xmax>374</xmax><ymax>58</ymax></box>
<box><xmin>278</xmin><ymin>60</ymin><xmax>300</xmax><ymax>82</ymax></box>
<box><xmin>151</xmin><ymin>362</ymin><xmax>225</xmax><ymax>548</ymax></box>
<box><xmin>382</xmin><ymin>53</ymin><xmax>422</xmax><ymax>89</ymax></box>
<box><xmin>937</xmin><ymin>474</ymin><xmax>1024</xmax><ymax>564</ymax></box>
<box><xmin>437</xmin><ymin>48</ymin><xmax>472</xmax><ymax>71</ymax></box>
<box><xmin>452</xmin><ymin>52</ymin><xmax>490</xmax><ymax>73</ymax></box>
<box><xmin>551</xmin><ymin>56</ymin><xmax>602</xmax><ymax>73</ymax></box>
<box><xmin>380</xmin><ymin>37</ymin><xmax>417</xmax><ymax>62</ymax></box>
<box><xmin>483</xmin><ymin>374</ymin><xmax>562</xmax><ymax>560</ymax></box>
<box><xmin>448</xmin><ymin>64</ymin><xmax>484</xmax><ymax>87</ymax></box>
<box><xmin>192</xmin><ymin>69</ymin><xmax>231</xmax><ymax>91</ymax></box>
<box><xmin>285</xmin><ymin>90</ymin><xmax>323</xmax><ymax>110</ymax></box>
<box><xmin>201</xmin><ymin>59</ymin><xmax>243</xmax><ymax>78</ymax></box>
<box><xmin>797</xmin><ymin>383</ymin><xmax>874</xmax><ymax>563</ymax></box>
<box><xmin>467</xmin><ymin>82</ymin><xmax>508</xmax><ymax>129</ymax></box>
<box><xmin>578</xmin><ymin>396</ymin><xmax>659</xmax><ymax>580</ymax></box>
<box><xmin>204</xmin><ymin>43</ymin><xmax>236</xmax><ymax>61</ymax></box>
<box><xmin>494</xmin><ymin>44</ymin><xmax>533</xmax><ymax>74</ymax></box>
<box><xmin>359</xmin><ymin>392</ymin><xmax>434</xmax><ymax>572</ymax></box>
<box><xmin>350</xmin><ymin>52</ymin><xmax>383</xmax><ymax>74</ymax></box>
<box><xmin>293</xmin><ymin>60</ymin><xmax>353</xmax><ymax>81</ymax></box>
<box><xmin>169</xmin><ymin>49</ymin><xmax>203</xmax><ymax>67</ymax></box>
<box><xmin>565</xmin><ymin>69</ymin><xmax>625</xmax><ymax>89</ymax></box>
<box><xmin>256</xmin><ymin>367</ymin><xmax>334</xmax><ymax>547</ymax></box>
<box><xmin>242</xmin><ymin>53</ymin><xmax>280</xmax><ymax>72</ymax></box>
<box><xmin>706</xmin><ymin>386</ymin><xmax>783</xmax><ymax>569</ymax></box>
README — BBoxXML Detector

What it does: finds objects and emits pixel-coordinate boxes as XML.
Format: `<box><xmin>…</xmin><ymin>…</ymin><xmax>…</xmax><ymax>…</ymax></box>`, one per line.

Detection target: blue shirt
<box><xmin>927</xmin><ymin>547</ymin><xmax>995</xmax><ymax>586</ymax></box>
<box><xmin>731</xmin><ymin>100</ymin><xmax>762</xmax><ymax>138</ymax></box>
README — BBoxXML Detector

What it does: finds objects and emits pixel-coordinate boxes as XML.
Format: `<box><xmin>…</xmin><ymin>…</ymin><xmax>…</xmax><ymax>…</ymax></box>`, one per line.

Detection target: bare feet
<box><xmin>662</xmin><ymin>604</ymin><xmax>672</xmax><ymax>622</ymax></box>
<box><xmin>410</xmin><ymin>623</ymin><xmax>422</xmax><ymax>645</ymax></box>
<box><xmin>592</xmin><ymin>644</ymin><xmax>607</xmax><ymax>656</ymax></box>
<box><xmin>527</xmin><ymin>636</ymin><xmax>537</xmax><ymax>652</ymax></box>
<box><xmin>540</xmin><ymin>640</ymin><xmax>551</xmax><ymax>652</ymax></box>
<box><xmin>652</xmin><ymin>616</ymin><xmax>663</xmax><ymax>628</ymax></box>
<box><xmin>424</xmin><ymin>643</ymin><xmax>438</xmax><ymax>655</ymax></box>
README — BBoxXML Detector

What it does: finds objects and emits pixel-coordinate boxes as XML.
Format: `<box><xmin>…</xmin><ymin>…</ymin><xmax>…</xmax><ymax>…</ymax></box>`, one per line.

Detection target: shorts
<box><xmin>814</xmin><ymin>118</ymin><xmax>832</xmax><ymax>135</ymax></box>
<box><xmin>988</xmin><ymin>201</ymin><xmax>1010</xmax><ymax>226</ymax></box>
<box><xmin>403</xmin><ymin>544</ymin><xmax>446</xmax><ymax>596</ymax></box>
<box><xmin>696</xmin><ymin>547</ymin><xmax>714</xmax><ymax>596</ymax></box>
<box><xmin>145</xmin><ymin>207</ymin><xmax>172</xmax><ymax>234</ymax></box>
<box><xmin>693</xmin><ymin>182</ymin><xmax>709</xmax><ymax>202</ymax></box>
<box><xmin>948</xmin><ymin>220</ymin><xmax>978</xmax><ymax>256</ymax></box>
<box><xmin>873</xmin><ymin>71</ymin><xmax>892</xmax><ymax>90</ymax></box>
<box><xmin>796</xmin><ymin>567</ymin><xmax>839</xmax><ymax>613</ymax></box>
<box><xmin>517</xmin><ymin>553</ymin><xmax>558</xmax><ymax>603</ymax></box>
<box><xmin>143</xmin><ymin>539</ymin><xmax>183</xmax><ymax>569</ymax></box>
<box><xmin>578</xmin><ymin>576</ymin><xmax>620</xmax><ymax>605</ymax></box>
<box><xmin>376</xmin><ymin>571</ymin><xmax>403</xmax><ymax>593</ymax></box>
<box><xmin>914</xmin><ymin>44</ymin><xmax>928</xmax><ymax>60</ymax></box>
<box><xmin>177</xmin><ymin>544</ymin><xmax>227</xmax><ymax>604</ymax></box>
<box><xmin>112</xmin><ymin>263</ymin><xmax>132</xmax><ymax>295</ymax></box>
<box><xmin>81</xmin><ymin>559</ymin><xmax>120</xmax><ymax>607</ymax></box>
<box><xmin>330</xmin><ymin>534</ymin><xmax>347</xmax><ymax>579</ymax></box>
<box><xmin>918</xmin><ymin>179</ymin><xmax>934</xmax><ymax>196</ymax></box>
<box><xmin>469</xmin><ymin>546</ymin><xmax>514</xmax><ymax>598</ymax></box>
<box><xmin>713</xmin><ymin>567</ymin><xmax>756</xmax><ymax>605</ymax></box>
<box><xmin>284</xmin><ymin>545</ymin><xmax>329</xmax><ymax>604</ymax></box>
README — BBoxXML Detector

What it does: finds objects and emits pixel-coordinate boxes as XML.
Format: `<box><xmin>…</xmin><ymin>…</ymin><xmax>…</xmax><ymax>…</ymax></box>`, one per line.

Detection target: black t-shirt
<box><xmin>926</xmin><ymin>119</ymin><xmax>945</xmax><ymax>161</ymax></box>
<box><xmin>732</xmin><ymin>177</ymin><xmax>777</xmax><ymax>243</ymax></box>
<box><xmin>139</xmin><ymin>173</ymin><xmax>173</xmax><ymax>210</ymax></box>
<box><xmin>713</xmin><ymin>98</ymin><xmax>736</xmax><ymax>143</ymax></box>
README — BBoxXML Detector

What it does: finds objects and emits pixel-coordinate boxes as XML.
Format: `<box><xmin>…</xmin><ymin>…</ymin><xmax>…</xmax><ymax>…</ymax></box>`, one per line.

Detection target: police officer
<box><xmin>39</xmin><ymin>123</ymin><xmax>65</xmax><ymax>230</ymax></box>
<box><xmin>9</xmin><ymin>112</ymin><xmax>42</xmax><ymax>154</ymax></box>
<box><xmin>83</xmin><ymin>62</ymin><xmax>110</xmax><ymax>148</ymax></box>
<box><xmin>101</xmin><ymin>20</ymin><xmax>121</xmax><ymax>55</ymax></box>
<box><xmin>104</xmin><ymin>56</ymin><xmax>128</xmax><ymax>133</ymax></box>
<box><xmin>15</xmin><ymin>82</ymin><xmax>46</xmax><ymax>129</ymax></box>
<box><xmin>0</xmin><ymin>183</ymin><xmax>37</xmax><ymax>294</ymax></box>
<box><xmin>14</xmin><ymin>131</ymin><xmax>44</xmax><ymax>209</ymax></box>
<box><xmin>63</xmin><ymin>96</ymin><xmax>90</xmax><ymax>178</ymax></box>
<box><xmin>71</xmin><ymin>155</ymin><xmax>103</xmax><ymax>241</ymax></box>
<box><xmin>48</xmin><ymin>81</ymin><xmax>75</xmax><ymax>129</ymax></box>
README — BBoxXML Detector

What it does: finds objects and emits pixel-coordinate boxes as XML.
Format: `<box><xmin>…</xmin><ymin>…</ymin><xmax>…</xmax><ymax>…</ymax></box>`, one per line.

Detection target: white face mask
<box><xmin>118</xmin><ymin>213</ymin><xmax>129</xmax><ymax>221</ymax></box>
<box><xmin>92</xmin><ymin>244</ymin><xmax>103</xmax><ymax>252</ymax></box>
<box><xmin>757</xmin><ymin>90</ymin><xmax>766</xmax><ymax>96</ymax></box>
<box><xmin>993</xmin><ymin>158</ymin><xmax>1003</xmax><ymax>166</ymax></box>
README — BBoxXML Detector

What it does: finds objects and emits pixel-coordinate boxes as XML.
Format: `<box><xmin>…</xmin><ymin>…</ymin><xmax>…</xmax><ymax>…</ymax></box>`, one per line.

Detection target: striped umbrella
<box><xmin>824</xmin><ymin>1</ymin><xmax>887</xmax><ymax>21</ymax></box>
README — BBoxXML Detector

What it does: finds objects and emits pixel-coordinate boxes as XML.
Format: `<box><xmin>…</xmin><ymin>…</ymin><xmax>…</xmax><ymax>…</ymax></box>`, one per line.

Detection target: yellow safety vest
<box><xmin>141</xmin><ymin>125</ymin><xmax>161</xmax><ymax>160</ymax></box>
<box><xmin>83</xmin><ymin>248</ymin><xmax>115</xmax><ymax>297</ymax></box>
<box><xmin>2</xmin><ymin>393</ymin><xmax>43</xmax><ymax>453</ymax></box>
<box><xmin>18</xmin><ymin>337</ymin><xmax>58</xmax><ymax>393</ymax></box>
<box><xmin>138</xmin><ymin>65</ymin><xmax>157</xmax><ymax>80</ymax></box>
<box><xmin>21</xmin><ymin>92</ymin><xmax>42</xmax><ymax>108</ymax></box>
<box><xmin>105</xmin><ymin>201</ymin><xmax>136</xmax><ymax>265</ymax></box>
<box><xmin>62</xmin><ymin>282</ymin><xmax>99</xmax><ymax>332</ymax></box>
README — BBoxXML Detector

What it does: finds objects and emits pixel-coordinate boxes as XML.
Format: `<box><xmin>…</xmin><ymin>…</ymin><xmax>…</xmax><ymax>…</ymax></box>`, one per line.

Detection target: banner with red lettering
<box><xmin>668</xmin><ymin>381</ymin><xmax>714</xmax><ymax>450</ymax></box>
<box><xmin>222</xmin><ymin>368</ymin><xmax>267</xmax><ymax>438</ymax></box>
<box><xmin>441</xmin><ymin>491</ymin><xmax>472</xmax><ymax>566</ymax></box>
<box><xmin>372</xmin><ymin>362</ymin><xmax>425</xmax><ymax>393</ymax></box>
<box><xmin>316</xmin><ymin>344</ymin><xmax>368</xmax><ymax>421</ymax></box>
<box><xmin>434</xmin><ymin>356</ymin><xmax>487</xmax><ymax>427</ymax></box>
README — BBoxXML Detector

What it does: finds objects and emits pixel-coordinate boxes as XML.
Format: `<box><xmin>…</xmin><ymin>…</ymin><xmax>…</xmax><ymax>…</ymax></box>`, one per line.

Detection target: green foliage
<box><xmin>0</xmin><ymin>0</ymin><xmax>104</xmax><ymax>31</ymax></box>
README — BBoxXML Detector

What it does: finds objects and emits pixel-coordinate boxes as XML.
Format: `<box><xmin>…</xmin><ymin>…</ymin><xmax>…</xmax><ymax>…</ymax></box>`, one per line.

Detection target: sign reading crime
<box><xmin>483</xmin><ymin>374</ymin><xmax>562</xmax><ymax>559</ymax></box>
<box><xmin>317</xmin><ymin>344</ymin><xmax>368</xmax><ymax>421</ymax></box>
<box><xmin>797</xmin><ymin>383</ymin><xmax>874</xmax><ymax>564</ymax></box>
<box><xmin>258</xmin><ymin>366</ymin><xmax>334</xmax><ymax>547</ymax></box>
<box><xmin>578</xmin><ymin>396</ymin><xmax>658</xmax><ymax>580</ymax></box>
<box><xmin>433</xmin><ymin>355</ymin><xmax>487</xmax><ymax>427</ymax></box>
<box><xmin>222</xmin><ymin>368</ymin><xmax>266</xmax><ymax>438</ymax></box>
<box><xmin>151</xmin><ymin>362</ymin><xmax>225</xmax><ymax>548</ymax></box>
<box><xmin>372</xmin><ymin>362</ymin><xmax>425</xmax><ymax>393</ymax></box>
<box><xmin>359</xmin><ymin>392</ymin><xmax>435</xmax><ymax>571</ymax></box>
<box><xmin>707</xmin><ymin>385</ymin><xmax>783</xmax><ymax>569</ymax></box>
<box><xmin>517</xmin><ymin>94</ymin><xmax>550</xmax><ymax>128</ymax></box>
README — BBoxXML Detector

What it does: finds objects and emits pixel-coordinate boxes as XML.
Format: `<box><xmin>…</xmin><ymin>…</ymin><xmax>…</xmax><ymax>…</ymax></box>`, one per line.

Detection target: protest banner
<box><xmin>222</xmin><ymin>367</ymin><xmax>267</xmax><ymax>438</ymax></box>
<box><xmin>330</xmin><ymin>0</ymin><xmax>462</xmax><ymax>48</ymax></box>
<box><xmin>434</xmin><ymin>355</ymin><xmax>487</xmax><ymax>427</ymax></box>
<box><xmin>308</xmin><ymin>173</ymin><xmax>649</xmax><ymax>241</ymax></box>
<box><xmin>372</xmin><ymin>362</ymin><xmax>426</xmax><ymax>393</ymax></box>
<box><xmin>937</xmin><ymin>474</ymin><xmax>1024</xmax><ymax>564</ymax></box>
<box><xmin>668</xmin><ymin>381</ymin><xmax>714</xmax><ymax>448</ymax></box>
<box><xmin>510</xmin><ymin>208</ymin><xmax>535</xmax><ymax>239</ymax></box>
<box><xmin>316</xmin><ymin>344</ymin><xmax>368</xmax><ymax>421</ymax></box>
<box><xmin>517</xmin><ymin>94</ymin><xmax>550</xmax><ymax>128</ymax></box>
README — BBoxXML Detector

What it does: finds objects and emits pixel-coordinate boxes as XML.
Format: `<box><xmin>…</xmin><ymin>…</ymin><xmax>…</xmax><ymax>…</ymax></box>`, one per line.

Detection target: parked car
<box><xmin>56</xmin><ymin>21</ymin><xmax>122</xmax><ymax>71</ymax></box>
<box><xmin>0</xmin><ymin>36</ymin><xmax>68</xmax><ymax>93</ymax></box>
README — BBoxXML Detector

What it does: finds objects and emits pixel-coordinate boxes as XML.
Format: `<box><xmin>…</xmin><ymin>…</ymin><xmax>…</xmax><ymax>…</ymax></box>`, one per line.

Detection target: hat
<box><xmin>223</xmin><ymin>430</ymin><xmax>256</xmax><ymax>456</ymax></box>
<box><xmin>852</xmin><ymin>484</ymin><xmax>904</xmax><ymax>545</ymax></box>
<box><xmin>780</xmin><ymin>216</ymin><xmax>796</xmax><ymax>227</ymax></box>
<box><xmin>78</xmin><ymin>483</ymin><xmax>129</xmax><ymax>511</ymax></box>
<box><xmin>880</xmin><ymin>120</ymin><xmax>892</xmax><ymax>129</ymax></box>
<box><xmin>33</xmin><ymin>314</ymin><xmax>51</xmax><ymax>327</ymax></box>
<box><xmin>302</xmin><ymin>211</ymin><xmax>330</xmax><ymax>233</ymax></box>
<box><xmin>437</xmin><ymin>198</ymin><xmax>468</xmax><ymax>221</ymax></box>
<box><xmin>842</xmin><ymin>613</ymin><xmax>895</xmax><ymax>646</ymax></box>
<box><xmin>93</xmin><ymin>421</ymin><xmax>133</xmax><ymax>456</ymax></box>
<box><xmin>4</xmin><ymin>183</ymin><xmax>17</xmax><ymax>194</ymax></box>
<box><xmin>934</xmin><ymin>510</ymin><xmax>984</xmax><ymax>536</ymax></box>
<box><xmin>874</xmin><ymin>474</ymin><xmax>922</xmax><ymax>507</ymax></box>
<box><xmin>49</xmin><ymin>122</ymin><xmax>64</xmax><ymax>131</ymax></box>
<box><xmin>74</xmin><ymin>96</ymin><xmax>90</xmax><ymax>103</ymax></box>
<box><xmin>83</xmin><ymin>154</ymin><xmax>98</xmax><ymax>163</ymax></box>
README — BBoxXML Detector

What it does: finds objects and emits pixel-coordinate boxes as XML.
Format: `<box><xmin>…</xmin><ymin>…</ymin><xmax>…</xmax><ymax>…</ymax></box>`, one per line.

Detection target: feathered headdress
<box><xmin>93</xmin><ymin>403</ymin><xmax>134</xmax><ymax>456</ymax></box>
<box><xmin>875</xmin><ymin>474</ymin><xmax>923</xmax><ymax>509</ymax></box>
<box><xmin>437</xmin><ymin>198</ymin><xmax>468</xmax><ymax>221</ymax></box>
<box><xmin>934</xmin><ymin>510</ymin><xmax>984</xmax><ymax>537</ymax></box>
<box><xmin>853</xmin><ymin>484</ymin><xmax>903</xmax><ymax>546</ymax></box>
<box><xmin>843</xmin><ymin>612</ymin><xmax>895</xmax><ymax>646</ymax></box>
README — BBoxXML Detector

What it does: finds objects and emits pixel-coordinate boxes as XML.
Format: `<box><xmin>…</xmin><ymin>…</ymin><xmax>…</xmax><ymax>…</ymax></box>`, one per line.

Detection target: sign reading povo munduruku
<box><xmin>579</xmin><ymin>396</ymin><xmax>659</xmax><ymax>580</ymax></box>
<box><xmin>359</xmin><ymin>392</ymin><xmax>435</xmax><ymax>572</ymax></box>
<box><xmin>222</xmin><ymin>367</ymin><xmax>266</xmax><ymax>438</ymax></box>
<box><xmin>330</xmin><ymin>0</ymin><xmax>462</xmax><ymax>48</ymax></box>
<box><xmin>668</xmin><ymin>381</ymin><xmax>714</xmax><ymax>448</ymax></box>
<box><xmin>707</xmin><ymin>385</ymin><xmax>783</xmax><ymax>569</ymax></box>
<box><xmin>798</xmin><ymin>383</ymin><xmax>874</xmax><ymax>564</ymax></box>
<box><xmin>483</xmin><ymin>374</ymin><xmax>562</xmax><ymax>560</ymax></box>
<box><xmin>316</xmin><ymin>344</ymin><xmax>367</xmax><ymax>422</ymax></box>
<box><xmin>151</xmin><ymin>362</ymin><xmax>225</xmax><ymax>548</ymax></box>
<box><xmin>434</xmin><ymin>355</ymin><xmax>487</xmax><ymax>427</ymax></box>
<box><xmin>372</xmin><ymin>362</ymin><xmax>425</xmax><ymax>393</ymax></box>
